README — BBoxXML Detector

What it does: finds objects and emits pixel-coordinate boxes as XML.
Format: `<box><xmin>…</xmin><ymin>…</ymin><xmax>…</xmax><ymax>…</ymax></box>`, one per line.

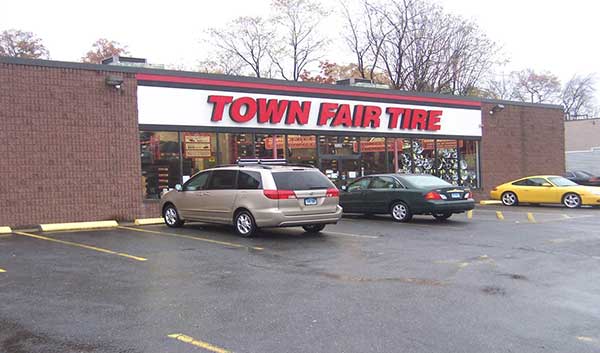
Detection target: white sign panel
<box><xmin>138</xmin><ymin>86</ymin><xmax>481</xmax><ymax>137</ymax></box>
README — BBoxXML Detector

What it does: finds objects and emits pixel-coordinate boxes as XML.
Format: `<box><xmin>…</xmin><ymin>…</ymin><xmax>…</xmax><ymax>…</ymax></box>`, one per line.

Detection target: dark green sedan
<box><xmin>339</xmin><ymin>174</ymin><xmax>475</xmax><ymax>222</ymax></box>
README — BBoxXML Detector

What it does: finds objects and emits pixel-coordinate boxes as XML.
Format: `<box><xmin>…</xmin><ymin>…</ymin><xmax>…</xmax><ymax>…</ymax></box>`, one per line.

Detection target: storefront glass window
<box><xmin>389</xmin><ymin>138</ymin><xmax>412</xmax><ymax>173</ymax></box>
<box><xmin>360</xmin><ymin>137</ymin><xmax>387</xmax><ymax>175</ymax></box>
<box><xmin>319</xmin><ymin>135</ymin><xmax>360</xmax><ymax>156</ymax></box>
<box><xmin>139</xmin><ymin>131</ymin><xmax>180</xmax><ymax>199</ymax></box>
<box><xmin>217</xmin><ymin>133</ymin><xmax>254</xmax><ymax>164</ymax></box>
<box><xmin>181</xmin><ymin>132</ymin><xmax>218</xmax><ymax>181</ymax></box>
<box><xmin>255</xmin><ymin>134</ymin><xmax>285</xmax><ymax>159</ymax></box>
<box><xmin>459</xmin><ymin>140</ymin><xmax>479</xmax><ymax>188</ymax></box>
<box><xmin>435</xmin><ymin>139</ymin><xmax>459</xmax><ymax>184</ymax></box>
<box><xmin>412</xmin><ymin>139</ymin><xmax>436</xmax><ymax>175</ymax></box>
<box><xmin>286</xmin><ymin>135</ymin><xmax>317</xmax><ymax>166</ymax></box>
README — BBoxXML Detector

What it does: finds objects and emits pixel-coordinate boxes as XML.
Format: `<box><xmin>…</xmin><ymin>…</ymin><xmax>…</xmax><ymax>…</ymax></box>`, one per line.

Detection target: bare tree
<box><xmin>562</xmin><ymin>74</ymin><xmax>597</xmax><ymax>119</ymax></box>
<box><xmin>511</xmin><ymin>69</ymin><xmax>561</xmax><ymax>104</ymax></box>
<box><xmin>339</xmin><ymin>0</ymin><xmax>500</xmax><ymax>94</ymax></box>
<box><xmin>0</xmin><ymin>29</ymin><xmax>49</xmax><ymax>59</ymax></box>
<box><xmin>269</xmin><ymin>0</ymin><xmax>330</xmax><ymax>81</ymax></box>
<box><xmin>82</xmin><ymin>39</ymin><xmax>129</xmax><ymax>63</ymax></box>
<box><xmin>198</xmin><ymin>53</ymin><xmax>245</xmax><ymax>76</ymax></box>
<box><xmin>205</xmin><ymin>16</ymin><xmax>273</xmax><ymax>78</ymax></box>
<box><xmin>483</xmin><ymin>72</ymin><xmax>515</xmax><ymax>100</ymax></box>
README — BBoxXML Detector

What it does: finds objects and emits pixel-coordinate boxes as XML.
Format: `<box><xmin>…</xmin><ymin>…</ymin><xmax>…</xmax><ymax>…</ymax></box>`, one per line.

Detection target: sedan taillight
<box><xmin>464</xmin><ymin>192</ymin><xmax>473</xmax><ymax>199</ymax></box>
<box><xmin>424</xmin><ymin>191</ymin><xmax>443</xmax><ymax>200</ymax></box>
<box><xmin>263</xmin><ymin>190</ymin><xmax>297</xmax><ymax>199</ymax></box>
<box><xmin>326</xmin><ymin>188</ymin><xmax>339</xmax><ymax>197</ymax></box>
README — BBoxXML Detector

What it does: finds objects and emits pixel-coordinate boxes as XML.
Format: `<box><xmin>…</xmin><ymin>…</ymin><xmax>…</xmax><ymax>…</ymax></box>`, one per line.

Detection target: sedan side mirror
<box><xmin>175</xmin><ymin>184</ymin><xmax>183</xmax><ymax>191</ymax></box>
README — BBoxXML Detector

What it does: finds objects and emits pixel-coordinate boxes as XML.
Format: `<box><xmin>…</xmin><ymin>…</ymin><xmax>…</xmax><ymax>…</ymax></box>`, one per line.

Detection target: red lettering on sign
<box><xmin>427</xmin><ymin>110</ymin><xmax>442</xmax><ymax>131</ymax></box>
<box><xmin>386</xmin><ymin>107</ymin><xmax>403</xmax><ymax>129</ymax></box>
<box><xmin>362</xmin><ymin>106</ymin><xmax>381</xmax><ymax>128</ymax></box>
<box><xmin>410</xmin><ymin>109</ymin><xmax>427</xmax><ymax>129</ymax></box>
<box><xmin>286</xmin><ymin>101</ymin><xmax>311</xmax><ymax>125</ymax></box>
<box><xmin>332</xmin><ymin>104</ymin><xmax>353</xmax><ymax>127</ymax></box>
<box><xmin>318</xmin><ymin>103</ymin><xmax>338</xmax><ymax>125</ymax></box>
<box><xmin>353</xmin><ymin>105</ymin><xmax>364</xmax><ymax>127</ymax></box>
<box><xmin>229</xmin><ymin>97</ymin><xmax>257</xmax><ymax>123</ymax></box>
<box><xmin>207</xmin><ymin>95</ymin><xmax>233</xmax><ymax>121</ymax></box>
<box><xmin>257</xmin><ymin>98</ymin><xmax>288</xmax><ymax>124</ymax></box>
<box><xmin>400</xmin><ymin>109</ymin><xmax>412</xmax><ymax>129</ymax></box>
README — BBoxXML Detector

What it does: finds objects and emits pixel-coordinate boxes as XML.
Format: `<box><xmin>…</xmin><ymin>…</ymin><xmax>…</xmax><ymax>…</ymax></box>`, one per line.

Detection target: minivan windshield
<box><xmin>400</xmin><ymin>175</ymin><xmax>452</xmax><ymax>188</ymax></box>
<box><xmin>272</xmin><ymin>170</ymin><xmax>334</xmax><ymax>190</ymax></box>
<box><xmin>548</xmin><ymin>176</ymin><xmax>578</xmax><ymax>187</ymax></box>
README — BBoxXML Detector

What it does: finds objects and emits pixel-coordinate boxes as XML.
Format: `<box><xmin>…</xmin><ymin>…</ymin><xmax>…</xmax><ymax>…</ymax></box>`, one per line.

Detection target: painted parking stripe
<box><xmin>13</xmin><ymin>231</ymin><xmax>147</xmax><ymax>262</ymax></box>
<box><xmin>323</xmin><ymin>231</ymin><xmax>380</xmax><ymax>239</ymax></box>
<box><xmin>168</xmin><ymin>333</ymin><xmax>232</xmax><ymax>353</ymax></box>
<box><xmin>0</xmin><ymin>267</ymin><xmax>6</xmax><ymax>273</ymax></box>
<box><xmin>496</xmin><ymin>211</ymin><xmax>504</xmax><ymax>220</ymax></box>
<box><xmin>118</xmin><ymin>226</ymin><xmax>264</xmax><ymax>251</ymax></box>
<box><xmin>467</xmin><ymin>210</ymin><xmax>473</xmax><ymax>219</ymax></box>
<box><xmin>527</xmin><ymin>212</ymin><xmax>536</xmax><ymax>223</ymax></box>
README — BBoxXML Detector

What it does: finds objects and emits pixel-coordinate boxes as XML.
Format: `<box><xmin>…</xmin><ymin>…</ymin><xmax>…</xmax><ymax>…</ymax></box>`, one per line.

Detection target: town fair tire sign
<box><xmin>137</xmin><ymin>84</ymin><xmax>481</xmax><ymax>137</ymax></box>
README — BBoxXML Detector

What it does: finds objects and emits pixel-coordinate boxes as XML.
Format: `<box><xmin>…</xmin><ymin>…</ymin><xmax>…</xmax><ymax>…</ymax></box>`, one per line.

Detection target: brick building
<box><xmin>0</xmin><ymin>57</ymin><xmax>565</xmax><ymax>228</ymax></box>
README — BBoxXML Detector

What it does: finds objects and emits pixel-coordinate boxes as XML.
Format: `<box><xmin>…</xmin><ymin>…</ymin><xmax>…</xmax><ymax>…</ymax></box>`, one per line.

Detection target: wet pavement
<box><xmin>1</xmin><ymin>205</ymin><xmax>600</xmax><ymax>353</ymax></box>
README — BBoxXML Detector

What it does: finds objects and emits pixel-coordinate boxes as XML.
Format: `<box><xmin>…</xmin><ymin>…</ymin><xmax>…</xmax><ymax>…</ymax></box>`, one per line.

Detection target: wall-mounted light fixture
<box><xmin>105</xmin><ymin>75</ymin><xmax>124</xmax><ymax>90</ymax></box>
<box><xmin>489</xmin><ymin>104</ymin><xmax>505</xmax><ymax>115</ymax></box>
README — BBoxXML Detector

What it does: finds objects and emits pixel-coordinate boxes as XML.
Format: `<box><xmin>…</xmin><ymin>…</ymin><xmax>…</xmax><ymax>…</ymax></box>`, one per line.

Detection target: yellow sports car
<box><xmin>490</xmin><ymin>175</ymin><xmax>600</xmax><ymax>208</ymax></box>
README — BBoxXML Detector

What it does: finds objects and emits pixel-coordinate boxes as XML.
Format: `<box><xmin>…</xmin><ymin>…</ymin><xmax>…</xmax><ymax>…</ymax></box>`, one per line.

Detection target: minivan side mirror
<box><xmin>341</xmin><ymin>185</ymin><xmax>347</xmax><ymax>191</ymax></box>
<box><xmin>175</xmin><ymin>184</ymin><xmax>183</xmax><ymax>191</ymax></box>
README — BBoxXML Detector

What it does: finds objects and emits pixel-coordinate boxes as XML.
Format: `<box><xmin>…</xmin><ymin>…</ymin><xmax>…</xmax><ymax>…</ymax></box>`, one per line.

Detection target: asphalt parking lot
<box><xmin>1</xmin><ymin>205</ymin><xmax>600</xmax><ymax>353</ymax></box>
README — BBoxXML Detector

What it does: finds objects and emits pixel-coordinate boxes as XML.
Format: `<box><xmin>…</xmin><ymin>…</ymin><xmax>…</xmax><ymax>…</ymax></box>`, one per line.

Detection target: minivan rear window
<box><xmin>272</xmin><ymin>171</ymin><xmax>334</xmax><ymax>190</ymax></box>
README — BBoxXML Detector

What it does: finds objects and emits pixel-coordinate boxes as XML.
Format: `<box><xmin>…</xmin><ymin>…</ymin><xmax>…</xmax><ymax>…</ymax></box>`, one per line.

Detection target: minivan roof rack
<box><xmin>237</xmin><ymin>158</ymin><xmax>288</xmax><ymax>165</ymax></box>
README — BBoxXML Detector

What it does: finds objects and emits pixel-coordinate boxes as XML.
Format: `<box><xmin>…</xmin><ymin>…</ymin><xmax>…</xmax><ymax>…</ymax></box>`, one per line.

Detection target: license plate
<box><xmin>304</xmin><ymin>197</ymin><xmax>317</xmax><ymax>206</ymax></box>
<box><xmin>451</xmin><ymin>193</ymin><xmax>461</xmax><ymax>199</ymax></box>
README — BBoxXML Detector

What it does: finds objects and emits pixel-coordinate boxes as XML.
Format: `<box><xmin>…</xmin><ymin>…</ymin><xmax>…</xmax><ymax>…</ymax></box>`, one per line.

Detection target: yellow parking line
<box><xmin>0</xmin><ymin>268</ymin><xmax>6</xmax><ymax>273</ymax></box>
<box><xmin>467</xmin><ymin>210</ymin><xmax>473</xmax><ymax>219</ymax></box>
<box><xmin>168</xmin><ymin>333</ymin><xmax>232</xmax><ymax>353</ymax></box>
<box><xmin>13</xmin><ymin>231</ymin><xmax>147</xmax><ymax>262</ymax></box>
<box><xmin>527</xmin><ymin>212</ymin><xmax>536</xmax><ymax>223</ymax></box>
<box><xmin>118</xmin><ymin>226</ymin><xmax>264</xmax><ymax>251</ymax></box>
<box><xmin>496</xmin><ymin>211</ymin><xmax>504</xmax><ymax>220</ymax></box>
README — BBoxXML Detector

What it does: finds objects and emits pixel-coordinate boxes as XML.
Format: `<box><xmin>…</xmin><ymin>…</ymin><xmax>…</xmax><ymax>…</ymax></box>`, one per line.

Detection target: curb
<box><xmin>39</xmin><ymin>220</ymin><xmax>119</xmax><ymax>232</ymax></box>
<box><xmin>134</xmin><ymin>218</ymin><xmax>164</xmax><ymax>226</ymax></box>
<box><xmin>0</xmin><ymin>226</ymin><xmax>12</xmax><ymax>234</ymax></box>
<box><xmin>479</xmin><ymin>200</ymin><xmax>502</xmax><ymax>205</ymax></box>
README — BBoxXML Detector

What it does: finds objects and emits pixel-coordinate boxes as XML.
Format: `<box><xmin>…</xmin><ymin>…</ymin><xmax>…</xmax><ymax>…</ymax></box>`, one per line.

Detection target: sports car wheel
<box><xmin>163</xmin><ymin>204</ymin><xmax>184</xmax><ymax>228</ymax></box>
<box><xmin>501</xmin><ymin>191</ymin><xmax>518</xmax><ymax>206</ymax></box>
<box><xmin>563</xmin><ymin>193</ymin><xmax>581</xmax><ymax>209</ymax></box>
<box><xmin>390</xmin><ymin>202</ymin><xmax>412</xmax><ymax>222</ymax></box>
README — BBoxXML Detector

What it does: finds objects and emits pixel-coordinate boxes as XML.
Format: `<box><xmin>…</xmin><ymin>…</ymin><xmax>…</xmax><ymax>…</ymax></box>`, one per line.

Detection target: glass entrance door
<box><xmin>318</xmin><ymin>135</ymin><xmax>362</xmax><ymax>188</ymax></box>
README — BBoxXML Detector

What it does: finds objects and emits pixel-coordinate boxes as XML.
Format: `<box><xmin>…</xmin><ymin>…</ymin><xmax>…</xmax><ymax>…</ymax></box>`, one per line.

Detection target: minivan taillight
<box><xmin>263</xmin><ymin>189</ymin><xmax>297</xmax><ymax>199</ymax></box>
<box><xmin>424</xmin><ymin>191</ymin><xmax>443</xmax><ymax>200</ymax></box>
<box><xmin>326</xmin><ymin>188</ymin><xmax>339</xmax><ymax>197</ymax></box>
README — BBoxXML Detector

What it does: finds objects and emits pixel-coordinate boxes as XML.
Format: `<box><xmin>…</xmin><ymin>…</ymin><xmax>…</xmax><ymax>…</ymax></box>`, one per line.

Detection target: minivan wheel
<box><xmin>234</xmin><ymin>210</ymin><xmax>257</xmax><ymax>237</ymax></box>
<box><xmin>163</xmin><ymin>204</ymin><xmax>184</xmax><ymax>228</ymax></box>
<box><xmin>390</xmin><ymin>201</ymin><xmax>412</xmax><ymax>222</ymax></box>
<box><xmin>563</xmin><ymin>193</ymin><xmax>581</xmax><ymax>209</ymax></box>
<box><xmin>302</xmin><ymin>224</ymin><xmax>326</xmax><ymax>233</ymax></box>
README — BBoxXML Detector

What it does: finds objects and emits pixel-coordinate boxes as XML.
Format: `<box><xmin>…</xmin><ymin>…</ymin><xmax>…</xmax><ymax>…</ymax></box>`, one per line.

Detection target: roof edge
<box><xmin>0</xmin><ymin>56</ymin><xmax>564</xmax><ymax>110</ymax></box>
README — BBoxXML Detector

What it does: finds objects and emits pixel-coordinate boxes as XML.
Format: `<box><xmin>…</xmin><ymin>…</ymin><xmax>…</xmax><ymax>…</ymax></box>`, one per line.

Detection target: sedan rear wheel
<box><xmin>501</xmin><ymin>191</ymin><xmax>518</xmax><ymax>206</ymax></box>
<box><xmin>433</xmin><ymin>212</ymin><xmax>452</xmax><ymax>221</ymax></box>
<box><xmin>390</xmin><ymin>202</ymin><xmax>412</xmax><ymax>222</ymax></box>
<box><xmin>563</xmin><ymin>193</ymin><xmax>581</xmax><ymax>209</ymax></box>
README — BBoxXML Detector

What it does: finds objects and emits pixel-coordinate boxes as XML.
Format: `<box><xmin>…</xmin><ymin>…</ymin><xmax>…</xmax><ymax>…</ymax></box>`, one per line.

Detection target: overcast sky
<box><xmin>2</xmin><ymin>0</ymin><xmax>598</xmax><ymax>90</ymax></box>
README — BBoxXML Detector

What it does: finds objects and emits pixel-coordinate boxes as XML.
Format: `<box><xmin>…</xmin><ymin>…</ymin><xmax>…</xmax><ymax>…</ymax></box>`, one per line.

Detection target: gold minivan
<box><xmin>160</xmin><ymin>160</ymin><xmax>343</xmax><ymax>237</ymax></box>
